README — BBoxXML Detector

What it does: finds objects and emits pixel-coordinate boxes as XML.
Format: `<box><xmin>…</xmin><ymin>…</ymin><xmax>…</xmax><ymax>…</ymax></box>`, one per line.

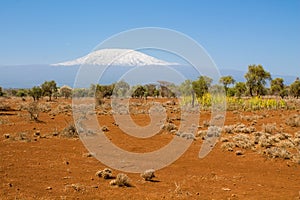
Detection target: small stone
<box><xmin>102</xmin><ymin>126</ymin><xmax>109</xmax><ymax>132</ymax></box>
<box><xmin>52</xmin><ymin>132</ymin><xmax>59</xmax><ymax>136</ymax></box>
<box><xmin>83</xmin><ymin>152</ymin><xmax>94</xmax><ymax>157</ymax></box>
<box><xmin>4</xmin><ymin>134</ymin><xmax>10</xmax><ymax>139</ymax></box>
<box><xmin>46</xmin><ymin>186</ymin><xmax>52</xmax><ymax>190</ymax></box>
<box><xmin>34</xmin><ymin>131</ymin><xmax>40</xmax><ymax>136</ymax></box>
<box><xmin>222</xmin><ymin>187</ymin><xmax>231</xmax><ymax>191</ymax></box>
<box><xmin>235</xmin><ymin>150</ymin><xmax>243</xmax><ymax>156</ymax></box>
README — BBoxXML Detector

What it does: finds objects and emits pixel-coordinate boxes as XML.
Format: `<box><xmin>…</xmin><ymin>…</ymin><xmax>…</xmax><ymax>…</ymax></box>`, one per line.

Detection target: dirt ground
<box><xmin>0</xmin><ymin>97</ymin><xmax>300</xmax><ymax>200</ymax></box>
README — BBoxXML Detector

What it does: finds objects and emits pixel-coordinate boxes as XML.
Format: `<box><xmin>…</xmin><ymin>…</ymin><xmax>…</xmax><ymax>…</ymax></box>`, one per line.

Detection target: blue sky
<box><xmin>0</xmin><ymin>0</ymin><xmax>299</xmax><ymax>76</ymax></box>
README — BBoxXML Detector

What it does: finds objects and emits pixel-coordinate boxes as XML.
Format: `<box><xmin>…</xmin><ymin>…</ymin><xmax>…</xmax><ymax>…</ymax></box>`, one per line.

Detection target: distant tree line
<box><xmin>0</xmin><ymin>64</ymin><xmax>300</xmax><ymax>100</ymax></box>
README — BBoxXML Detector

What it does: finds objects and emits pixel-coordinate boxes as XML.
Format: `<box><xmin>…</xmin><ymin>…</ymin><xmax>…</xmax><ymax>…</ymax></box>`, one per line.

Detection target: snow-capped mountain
<box><xmin>51</xmin><ymin>48</ymin><xmax>178</xmax><ymax>66</ymax></box>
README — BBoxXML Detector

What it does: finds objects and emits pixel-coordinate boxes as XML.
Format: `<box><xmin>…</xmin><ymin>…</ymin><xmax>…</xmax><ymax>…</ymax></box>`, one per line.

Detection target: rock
<box><xmin>4</xmin><ymin>134</ymin><xmax>10</xmax><ymax>139</ymax></box>
<box><xmin>34</xmin><ymin>131</ymin><xmax>40</xmax><ymax>137</ymax></box>
<box><xmin>46</xmin><ymin>186</ymin><xmax>52</xmax><ymax>190</ymax></box>
<box><xmin>102</xmin><ymin>126</ymin><xmax>109</xmax><ymax>132</ymax></box>
<box><xmin>222</xmin><ymin>187</ymin><xmax>231</xmax><ymax>191</ymax></box>
<box><xmin>235</xmin><ymin>150</ymin><xmax>243</xmax><ymax>156</ymax></box>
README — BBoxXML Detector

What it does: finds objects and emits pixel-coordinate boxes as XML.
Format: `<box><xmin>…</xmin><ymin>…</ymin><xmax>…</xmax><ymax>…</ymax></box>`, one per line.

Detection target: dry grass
<box><xmin>140</xmin><ymin>169</ymin><xmax>156</xmax><ymax>181</ymax></box>
<box><xmin>61</xmin><ymin>124</ymin><xmax>78</xmax><ymax>138</ymax></box>
<box><xmin>285</xmin><ymin>114</ymin><xmax>300</xmax><ymax>127</ymax></box>
<box><xmin>110</xmin><ymin>173</ymin><xmax>131</xmax><ymax>187</ymax></box>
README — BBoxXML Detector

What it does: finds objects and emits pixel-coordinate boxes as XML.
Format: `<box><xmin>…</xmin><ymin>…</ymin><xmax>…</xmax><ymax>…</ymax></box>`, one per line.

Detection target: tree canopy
<box><xmin>41</xmin><ymin>80</ymin><xmax>57</xmax><ymax>101</ymax></box>
<box><xmin>245</xmin><ymin>64</ymin><xmax>271</xmax><ymax>96</ymax></box>
<box><xmin>192</xmin><ymin>76</ymin><xmax>212</xmax><ymax>98</ymax></box>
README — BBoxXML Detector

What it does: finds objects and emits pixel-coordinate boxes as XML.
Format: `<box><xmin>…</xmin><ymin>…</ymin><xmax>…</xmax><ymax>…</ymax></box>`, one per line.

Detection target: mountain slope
<box><xmin>51</xmin><ymin>49</ymin><xmax>178</xmax><ymax>66</ymax></box>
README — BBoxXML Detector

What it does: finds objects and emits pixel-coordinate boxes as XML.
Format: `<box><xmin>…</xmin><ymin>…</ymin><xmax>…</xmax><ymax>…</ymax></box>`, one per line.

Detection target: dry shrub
<box><xmin>223</xmin><ymin>125</ymin><xmax>234</xmax><ymax>134</ymax></box>
<box><xmin>39</xmin><ymin>103</ymin><xmax>51</xmax><ymax>113</ymax></box>
<box><xmin>196</xmin><ymin>130</ymin><xmax>207</xmax><ymax>139</ymax></box>
<box><xmin>285</xmin><ymin>114</ymin><xmax>300</xmax><ymax>127</ymax></box>
<box><xmin>95</xmin><ymin>168</ymin><xmax>113</xmax><ymax>179</ymax></box>
<box><xmin>224</xmin><ymin>124</ymin><xmax>256</xmax><ymax>134</ymax></box>
<box><xmin>206</xmin><ymin>126</ymin><xmax>221</xmax><ymax>138</ymax></box>
<box><xmin>61</xmin><ymin>124</ymin><xmax>78</xmax><ymax>138</ymax></box>
<box><xmin>295</xmin><ymin>131</ymin><xmax>300</xmax><ymax>138</ymax></box>
<box><xmin>140</xmin><ymin>169</ymin><xmax>155</xmax><ymax>181</ymax></box>
<box><xmin>263</xmin><ymin>147</ymin><xmax>292</xmax><ymax>159</ymax></box>
<box><xmin>233</xmin><ymin>134</ymin><xmax>253</xmax><ymax>149</ymax></box>
<box><xmin>0</xmin><ymin>103</ymin><xmax>13</xmax><ymax>111</ymax></box>
<box><xmin>110</xmin><ymin>173</ymin><xmax>131</xmax><ymax>187</ymax></box>
<box><xmin>13</xmin><ymin>132</ymin><xmax>31</xmax><ymax>142</ymax></box>
<box><xmin>27</xmin><ymin>102</ymin><xmax>40</xmax><ymax>121</ymax></box>
<box><xmin>163</xmin><ymin>122</ymin><xmax>177</xmax><ymax>132</ymax></box>
<box><xmin>221</xmin><ymin>142</ymin><xmax>235</xmax><ymax>151</ymax></box>
<box><xmin>180</xmin><ymin>132</ymin><xmax>196</xmax><ymax>140</ymax></box>
<box><xmin>70</xmin><ymin>183</ymin><xmax>85</xmax><ymax>192</ymax></box>
<box><xmin>278</xmin><ymin>140</ymin><xmax>295</xmax><ymax>148</ymax></box>
<box><xmin>262</xmin><ymin>123</ymin><xmax>277</xmax><ymax>134</ymax></box>
<box><xmin>258</xmin><ymin>135</ymin><xmax>273</xmax><ymax>148</ymax></box>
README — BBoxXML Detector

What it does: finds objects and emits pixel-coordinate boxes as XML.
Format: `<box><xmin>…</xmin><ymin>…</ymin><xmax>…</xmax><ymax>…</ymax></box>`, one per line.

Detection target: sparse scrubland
<box><xmin>1</xmin><ymin>65</ymin><xmax>300</xmax><ymax>199</ymax></box>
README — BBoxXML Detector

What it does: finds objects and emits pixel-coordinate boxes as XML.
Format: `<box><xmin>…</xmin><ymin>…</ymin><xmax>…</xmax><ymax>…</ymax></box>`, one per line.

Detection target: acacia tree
<box><xmin>144</xmin><ymin>84</ymin><xmax>159</xmax><ymax>97</ymax></box>
<box><xmin>219</xmin><ymin>76</ymin><xmax>235</xmax><ymax>95</ymax></box>
<box><xmin>16</xmin><ymin>89</ymin><xmax>27</xmax><ymax>99</ymax></box>
<box><xmin>290</xmin><ymin>78</ymin><xmax>300</xmax><ymax>98</ymax></box>
<box><xmin>192</xmin><ymin>76</ymin><xmax>212</xmax><ymax>98</ymax></box>
<box><xmin>114</xmin><ymin>80</ymin><xmax>130</xmax><ymax>97</ymax></box>
<box><xmin>234</xmin><ymin>82</ymin><xmax>247</xmax><ymax>98</ymax></box>
<box><xmin>60</xmin><ymin>85</ymin><xmax>72</xmax><ymax>99</ymax></box>
<box><xmin>131</xmin><ymin>85</ymin><xmax>146</xmax><ymax>98</ymax></box>
<box><xmin>270</xmin><ymin>78</ymin><xmax>284</xmax><ymax>96</ymax></box>
<box><xmin>29</xmin><ymin>86</ymin><xmax>42</xmax><ymax>101</ymax></box>
<box><xmin>244</xmin><ymin>64</ymin><xmax>271</xmax><ymax>96</ymax></box>
<box><xmin>41</xmin><ymin>80</ymin><xmax>57</xmax><ymax>101</ymax></box>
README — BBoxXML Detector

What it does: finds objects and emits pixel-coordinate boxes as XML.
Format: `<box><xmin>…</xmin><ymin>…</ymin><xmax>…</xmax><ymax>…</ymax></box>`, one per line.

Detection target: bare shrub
<box><xmin>223</xmin><ymin>124</ymin><xmax>256</xmax><ymax>134</ymax></box>
<box><xmin>258</xmin><ymin>134</ymin><xmax>273</xmax><ymax>148</ymax></box>
<box><xmin>285</xmin><ymin>114</ymin><xmax>300</xmax><ymax>127</ymax></box>
<box><xmin>140</xmin><ymin>169</ymin><xmax>155</xmax><ymax>181</ymax></box>
<box><xmin>95</xmin><ymin>168</ymin><xmax>113</xmax><ymax>179</ymax></box>
<box><xmin>163</xmin><ymin>122</ymin><xmax>177</xmax><ymax>132</ymax></box>
<box><xmin>27</xmin><ymin>102</ymin><xmax>40</xmax><ymax>121</ymax></box>
<box><xmin>223</xmin><ymin>125</ymin><xmax>234</xmax><ymax>134</ymax></box>
<box><xmin>233</xmin><ymin>134</ymin><xmax>253</xmax><ymax>149</ymax></box>
<box><xmin>0</xmin><ymin>103</ymin><xmax>13</xmax><ymax>111</ymax></box>
<box><xmin>180</xmin><ymin>132</ymin><xmax>196</xmax><ymax>140</ymax></box>
<box><xmin>110</xmin><ymin>173</ymin><xmax>131</xmax><ymax>187</ymax></box>
<box><xmin>70</xmin><ymin>183</ymin><xmax>85</xmax><ymax>192</ymax></box>
<box><xmin>14</xmin><ymin>132</ymin><xmax>30</xmax><ymax>142</ymax></box>
<box><xmin>263</xmin><ymin>147</ymin><xmax>292</xmax><ymax>159</ymax></box>
<box><xmin>292</xmin><ymin>155</ymin><xmax>300</xmax><ymax>164</ymax></box>
<box><xmin>262</xmin><ymin>123</ymin><xmax>277</xmax><ymax>134</ymax></box>
<box><xmin>278</xmin><ymin>140</ymin><xmax>295</xmax><ymax>148</ymax></box>
<box><xmin>221</xmin><ymin>142</ymin><xmax>235</xmax><ymax>151</ymax></box>
<box><xmin>196</xmin><ymin>130</ymin><xmax>207</xmax><ymax>139</ymax></box>
<box><xmin>295</xmin><ymin>131</ymin><xmax>300</xmax><ymax>139</ymax></box>
<box><xmin>203</xmin><ymin>120</ymin><xmax>210</xmax><ymax>127</ymax></box>
<box><xmin>206</xmin><ymin>126</ymin><xmax>221</xmax><ymax>138</ymax></box>
<box><xmin>61</xmin><ymin>124</ymin><xmax>78</xmax><ymax>138</ymax></box>
<box><xmin>39</xmin><ymin>103</ymin><xmax>51</xmax><ymax>113</ymax></box>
